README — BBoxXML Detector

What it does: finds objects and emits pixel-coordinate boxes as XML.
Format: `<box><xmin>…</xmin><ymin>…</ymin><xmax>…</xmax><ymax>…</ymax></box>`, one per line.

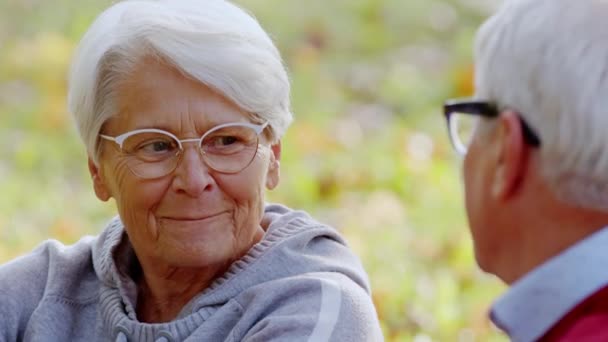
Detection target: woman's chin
<box><xmin>154</xmin><ymin>215</ymin><xmax>242</xmax><ymax>268</ymax></box>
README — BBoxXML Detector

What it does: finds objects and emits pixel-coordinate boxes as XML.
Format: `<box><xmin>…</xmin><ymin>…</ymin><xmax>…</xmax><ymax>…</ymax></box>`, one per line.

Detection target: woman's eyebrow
<box><xmin>129</xmin><ymin>120</ymin><xmax>245</xmax><ymax>135</ymax></box>
<box><xmin>127</xmin><ymin>123</ymin><xmax>176</xmax><ymax>133</ymax></box>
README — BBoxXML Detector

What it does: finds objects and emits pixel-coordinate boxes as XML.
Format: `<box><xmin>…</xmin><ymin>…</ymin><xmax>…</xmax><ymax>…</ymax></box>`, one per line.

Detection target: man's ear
<box><xmin>88</xmin><ymin>157</ymin><xmax>111</xmax><ymax>201</ymax></box>
<box><xmin>491</xmin><ymin>110</ymin><xmax>529</xmax><ymax>200</ymax></box>
<box><xmin>265</xmin><ymin>141</ymin><xmax>281</xmax><ymax>190</ymax></box>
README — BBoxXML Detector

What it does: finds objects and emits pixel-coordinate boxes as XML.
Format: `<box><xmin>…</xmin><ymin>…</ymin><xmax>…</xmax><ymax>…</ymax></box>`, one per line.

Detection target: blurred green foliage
<box><xmin>0</xmin><ymin>0</ymin><xmax>506</xmax><ymax>340</ymax></box>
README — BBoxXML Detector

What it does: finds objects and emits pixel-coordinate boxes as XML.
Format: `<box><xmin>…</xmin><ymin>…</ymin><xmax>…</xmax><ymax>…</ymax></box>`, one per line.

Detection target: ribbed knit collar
<box><xmin>90</xmin><ymin>205</ymin><xmax>329</xmax><ymax>340</ymax></box>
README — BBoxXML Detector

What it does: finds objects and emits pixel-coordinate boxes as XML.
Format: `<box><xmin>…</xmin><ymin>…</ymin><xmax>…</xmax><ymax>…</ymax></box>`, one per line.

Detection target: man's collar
<box><xmin>490</xmin><ymin>226</ymin><xmax>608</xmax><ymax>342</ymax></box>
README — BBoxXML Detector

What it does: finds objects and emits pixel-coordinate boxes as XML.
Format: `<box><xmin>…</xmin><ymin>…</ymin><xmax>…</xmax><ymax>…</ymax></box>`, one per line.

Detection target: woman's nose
<box><xmin>171</xmin><ymin>145</ymin><xmax>215</xmax><ymax>196</ymax></box>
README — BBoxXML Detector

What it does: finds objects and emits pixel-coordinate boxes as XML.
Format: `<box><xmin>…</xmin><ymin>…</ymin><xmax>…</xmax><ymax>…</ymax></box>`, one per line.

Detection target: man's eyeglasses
<box><xmin>443</xmin><ymin>99</ymin><xmax>541</xmax><ymax>156</ymax></box>
<box><xmin>99</xmin><ymin>122</ymin><xmax>268</xmax><ymax>179</ymax></box>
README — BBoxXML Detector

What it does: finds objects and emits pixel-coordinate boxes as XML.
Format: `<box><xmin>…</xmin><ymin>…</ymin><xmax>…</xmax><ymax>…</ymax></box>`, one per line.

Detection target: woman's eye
<box><xmin>140</xmin><ymin>140</ymin><xmax>175</xmax><ymax>153</ymax></box>
<box><xmin>216</xmin><ymin>136</ymin><xmax>238</xmax><ymax>146</ymax></box>
<box><xmin>152</xmin><ymin>141</ymin><xmax>171</xmax><ymax>151</ymax></box>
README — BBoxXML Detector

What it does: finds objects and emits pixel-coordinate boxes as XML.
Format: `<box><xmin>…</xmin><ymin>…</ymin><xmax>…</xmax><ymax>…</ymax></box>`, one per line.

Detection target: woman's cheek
<box><xmin>106</xmin><ymin>158</ymin><xmax>166</xmax><ymax>220</ymax></box>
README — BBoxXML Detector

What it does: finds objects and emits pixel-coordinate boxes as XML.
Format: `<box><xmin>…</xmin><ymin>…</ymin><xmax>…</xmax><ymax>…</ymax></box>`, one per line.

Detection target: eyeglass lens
<box><xmin>449</xmin><ymin>112</ymin><xmax>480</xmax><ymax>155</ymax></box>
<box><xmin>121</xmin><ymin>125</ymin><xmax>260</xmax><ymax>178</ymax></box>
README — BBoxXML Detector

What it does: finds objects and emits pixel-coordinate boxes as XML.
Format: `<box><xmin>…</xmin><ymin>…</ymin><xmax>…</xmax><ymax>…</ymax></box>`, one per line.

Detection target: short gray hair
<box><xmin>68</xmin><ymin>0</ymin><xmax>292</xmax><ymax>163</ymax></box>
<box><xmin>474</xmin><ymin>0</ymin><xmax>608</xmax><ymax>211</ymax></box>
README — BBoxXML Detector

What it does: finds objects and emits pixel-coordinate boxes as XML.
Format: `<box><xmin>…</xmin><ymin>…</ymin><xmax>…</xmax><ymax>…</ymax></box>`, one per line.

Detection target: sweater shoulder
<box><xmin>0</xmin><ymin>236</ymin><xmax>98</xmax><ymax>308</ymax></box>
<box><xmin>0</xmin><ymin>237</ymin><xmax>100</xmax><ymax>340</ymax></box>
<box><xmin>262</xmin><ymin>204</ymin><xmax>372</xmax><ymax>292</ymax></box>
<box><xmin>235</xmin><ymin>273</ymin><xmax>382</xmax><ymax>341</ymax></box>
<box><xmin>0</xmin><ymin>242</ymin><xmax>51</xmax><ymax>323</ymax></box>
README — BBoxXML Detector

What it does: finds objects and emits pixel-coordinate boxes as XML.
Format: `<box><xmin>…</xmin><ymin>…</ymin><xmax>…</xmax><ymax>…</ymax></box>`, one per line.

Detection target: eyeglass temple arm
<box><xmin>444</xmin><ymin>101</ymin><xmax>541</xmax><ymax>147</ymax></box>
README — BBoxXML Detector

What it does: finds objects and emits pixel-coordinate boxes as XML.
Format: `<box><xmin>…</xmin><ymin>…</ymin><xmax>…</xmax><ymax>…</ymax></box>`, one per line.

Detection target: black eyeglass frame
<box><xmin>443</xmin><ymin>99</ymin><xmax>541</xmax><ymax>154</ymax></box>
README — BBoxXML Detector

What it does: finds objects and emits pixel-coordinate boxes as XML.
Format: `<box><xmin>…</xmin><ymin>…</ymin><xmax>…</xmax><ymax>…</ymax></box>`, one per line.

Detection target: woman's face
<box><xmin>89</xmin><ymin>60</ymin><xmax>281</xmax><ymax>270</ymax></box>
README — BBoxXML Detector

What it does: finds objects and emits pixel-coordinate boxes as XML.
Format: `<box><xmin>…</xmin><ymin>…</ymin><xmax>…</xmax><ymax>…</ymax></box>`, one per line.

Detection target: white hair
<box><xmin>68</xmin><ymin>0</ymin><xmax>292</xmax><ymax>163</ymax></box>
<box><xmin>474</xmin><ymin>0</ymin><xmax>608</xmax><ymax>211</ymax></box>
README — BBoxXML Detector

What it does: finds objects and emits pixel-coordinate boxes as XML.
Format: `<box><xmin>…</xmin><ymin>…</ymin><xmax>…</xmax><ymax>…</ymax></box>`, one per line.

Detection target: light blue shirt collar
<box><xmin>490</xmin><ymin>226</ymin><xmax>608</xmax><ymax>342</ymax></box>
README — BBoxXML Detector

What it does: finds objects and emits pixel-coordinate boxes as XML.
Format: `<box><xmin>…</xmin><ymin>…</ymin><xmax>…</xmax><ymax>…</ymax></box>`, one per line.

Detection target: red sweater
<box><xmin>539</xmin><ymin>285</ymin><xmax>608</xmax><ymax>341</ymax></box>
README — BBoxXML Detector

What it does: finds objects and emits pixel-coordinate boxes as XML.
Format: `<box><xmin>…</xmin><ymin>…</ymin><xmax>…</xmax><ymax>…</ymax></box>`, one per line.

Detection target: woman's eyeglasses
<box><xmin>99</xmin><ymin>122</ymin><xmax>268</xmax><ymax>179</ymax></box>
<box><xmin>443</xmin><ymin>99</ymin><xmax>541</xmax><ymax>156</ymax></box>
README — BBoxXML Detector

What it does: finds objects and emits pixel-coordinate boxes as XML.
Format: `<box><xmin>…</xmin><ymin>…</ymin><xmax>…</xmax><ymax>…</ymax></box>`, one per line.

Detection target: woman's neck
<box><xmin>135</xmin><ymin>261</ymin><xmax>231</xmax><ymax>323</ymax></box>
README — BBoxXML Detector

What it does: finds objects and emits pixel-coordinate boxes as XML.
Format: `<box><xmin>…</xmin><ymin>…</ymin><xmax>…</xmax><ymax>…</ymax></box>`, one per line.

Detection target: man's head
<box><xmin>447</xmin><ymin>0</ymin><xmax>608</xmax><ymax>283</ymax></box>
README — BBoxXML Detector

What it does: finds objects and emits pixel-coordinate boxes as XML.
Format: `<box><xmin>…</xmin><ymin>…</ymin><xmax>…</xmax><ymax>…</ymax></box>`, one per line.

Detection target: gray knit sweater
<box><xmin>0</xmin><ymin>204</ymin><xmax>383</xmax><ymax>341</ymax></box>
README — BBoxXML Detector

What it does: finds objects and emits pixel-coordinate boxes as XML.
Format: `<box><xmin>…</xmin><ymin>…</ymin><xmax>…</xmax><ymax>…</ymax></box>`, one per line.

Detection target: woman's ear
<box><xmin>265</xmin><ymin>141</ymin><xmax>281</xmax><ymax>190</ymax></box>
<box><xmin>88</xmin><ymin>157</ymin><xmax>111</xmax><ymax>201</ymax></box>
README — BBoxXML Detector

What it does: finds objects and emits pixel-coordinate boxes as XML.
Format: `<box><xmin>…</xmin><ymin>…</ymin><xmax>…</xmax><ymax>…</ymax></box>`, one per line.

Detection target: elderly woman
<box><xmin>0</xmin><ymin>0</ymin><xmax>382</xmax><ymax>341</ymax></box>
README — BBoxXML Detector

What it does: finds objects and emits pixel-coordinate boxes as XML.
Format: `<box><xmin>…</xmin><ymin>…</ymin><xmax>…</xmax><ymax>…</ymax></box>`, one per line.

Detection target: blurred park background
<box><xmin>0</xmin><ymin>0</ymin><xmax>506</xmax><ymax>340</ymax></box>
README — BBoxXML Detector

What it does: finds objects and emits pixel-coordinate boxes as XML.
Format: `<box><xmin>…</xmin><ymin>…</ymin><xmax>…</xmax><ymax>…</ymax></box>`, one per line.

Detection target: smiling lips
<box><xmin>160</xmin><ymin>211</ymin><xmax>230</xmax><ymax>221</ymax></box>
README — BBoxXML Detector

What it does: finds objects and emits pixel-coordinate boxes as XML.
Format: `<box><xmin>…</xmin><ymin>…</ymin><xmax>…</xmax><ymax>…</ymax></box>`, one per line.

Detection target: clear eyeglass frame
<box><xmin>99</xmin><ymin>121</ymin><xmax>269</xmax><ymax>179</ymax></box>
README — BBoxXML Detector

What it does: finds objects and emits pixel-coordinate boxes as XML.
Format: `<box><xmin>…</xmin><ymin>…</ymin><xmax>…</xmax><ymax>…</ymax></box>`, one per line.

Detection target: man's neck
<box><xmin>499</xmin><ymin>205</ymin><xmax>608</xmax><ymax>285</ymax></box>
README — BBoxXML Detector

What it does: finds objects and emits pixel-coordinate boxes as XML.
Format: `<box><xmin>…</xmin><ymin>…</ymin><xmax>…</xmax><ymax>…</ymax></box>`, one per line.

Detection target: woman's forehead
<box><xmin>107</xmin><ymin>61</ymin><xmax>251</xmax><ymax>134</ymax></box>
<box><xmin>105</xmin><ymin>108</ymin><xmax>252</xmax><ymax>136</ymax></box>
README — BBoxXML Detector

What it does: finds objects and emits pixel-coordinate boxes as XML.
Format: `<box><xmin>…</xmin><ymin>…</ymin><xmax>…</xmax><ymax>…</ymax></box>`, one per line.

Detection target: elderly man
<box><xmin>443</xmin><ymin>0</ymin><xmax>608</xmax><ymax>341</ymax></box>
